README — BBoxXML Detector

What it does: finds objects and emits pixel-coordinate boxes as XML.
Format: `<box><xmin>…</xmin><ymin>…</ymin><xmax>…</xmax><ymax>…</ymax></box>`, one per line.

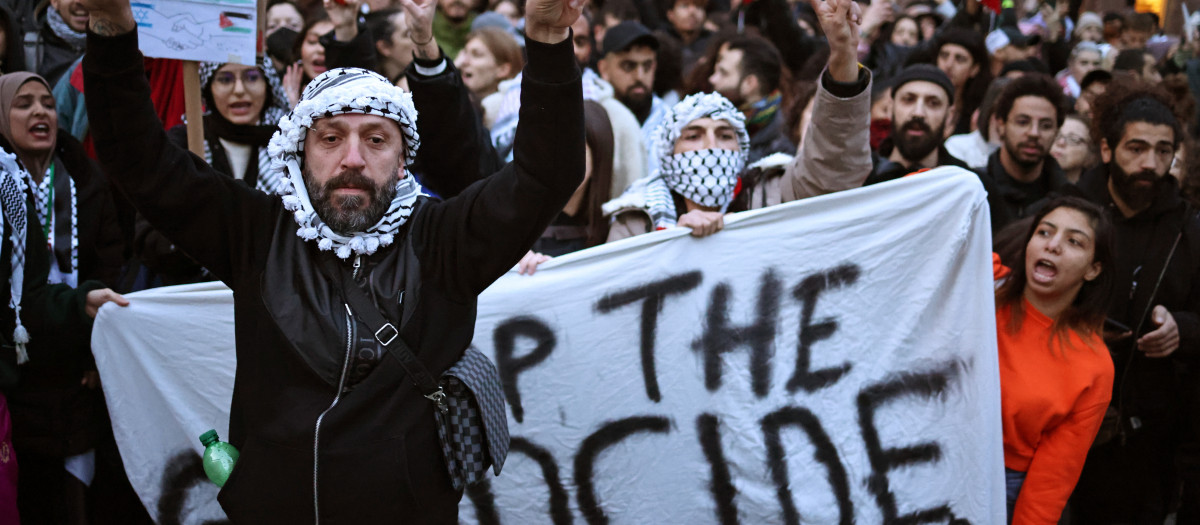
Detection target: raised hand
<box><xmin>859</xmin><ymin>0</ymin><xmax>893</xmax><ymax>41</ymax></box>
<box><xmin>79</xmin><ymin>0</ymin><xmax>135</xmax><ymax>35</ymax></box>
<box><xmin>283</xmin><ymin>63</ymin><xmax>302</xmax><ymax>107</ymax></box>
<box><xmin>325</xmin><ymin>0</ymin><xmax>362</xmax><ymax>41</ymax></box>
<box><xmin>524</xmin><ymin>0</ymin><xmax>584</xmax><ymax>44</ymax></box>
<box><xmin>397</xmin><ymin>0</ymin><xmax>439</xmax><ymax>59</ymax></box>
<box><xmin>810</xmin><ymin>0</ymin><xmax>863</xmax><ymax>83</ymax></box>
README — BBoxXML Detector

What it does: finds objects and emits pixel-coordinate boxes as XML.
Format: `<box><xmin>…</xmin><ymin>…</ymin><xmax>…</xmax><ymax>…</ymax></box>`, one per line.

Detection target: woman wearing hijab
<box><xmin>135</xmin><ymin>57</ymin><xmax>291</xmax><ymax>287</ymax></box>
<box><xmin>0</xmin><ymin>72</ymin><xmax>131</xmax><ymax>524</ymax></box>
<box><xmin>167</xmin><ymin>57</ymin><xmax>291</xmax><ymax>189</ymax></box>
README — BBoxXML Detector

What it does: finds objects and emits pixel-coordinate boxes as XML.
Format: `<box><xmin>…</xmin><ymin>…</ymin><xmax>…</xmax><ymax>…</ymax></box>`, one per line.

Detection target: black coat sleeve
<box><xmin>83</xmin><ymin>29</ymin><xmax>276</xmax><ymax>285</ymax></box>
<box><xmin>413</xmin><ymin>35</ymin><xmax>584</xmax><ymax>299</ymax></box>
<box><xmin>321</xmin><ymin>24</ymin><xmax>381</xmax><ymax>74</ymax></box>
<box><xmin>406</xmin><ymin>55</ymin><xmax>501</xmax><ymax>198</ymax></box>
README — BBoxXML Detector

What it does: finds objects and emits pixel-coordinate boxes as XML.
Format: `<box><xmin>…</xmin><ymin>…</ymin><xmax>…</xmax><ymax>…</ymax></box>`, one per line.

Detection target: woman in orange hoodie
<box><xmin>994</xmin><ymin>196</ymin><xmax>1116</xmax><ymax>524</ymax></box>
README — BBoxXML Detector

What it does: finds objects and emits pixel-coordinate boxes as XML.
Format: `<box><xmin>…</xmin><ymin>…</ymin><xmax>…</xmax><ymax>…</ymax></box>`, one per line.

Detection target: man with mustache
<box><xmin>865</xmin><ymin>64</ymin><xmax>968</xmax><ymax>186</ymax></box>
<box><xmin>1067</xmin><ymin>76</ymin><xmax>1200</xmax><ymax>525</ymax></box>
<box><xmin>975</xmin><ymin>73</ymin><xmax>1067</xmax><ymax>232</ymax></box>
<box><xmin>596</xmin><ymin>21</ymin><xmax>668</xmax><ymax>178</ymax></box>
<box><xmin>80</xmin><ymin>0</ymin><xmax>584</xmax><ymax>521</ymax></box>
<box><xmin>707</xmin><ymin>35</ymin><xmax>793</xmax><ymax>165</ymax></box>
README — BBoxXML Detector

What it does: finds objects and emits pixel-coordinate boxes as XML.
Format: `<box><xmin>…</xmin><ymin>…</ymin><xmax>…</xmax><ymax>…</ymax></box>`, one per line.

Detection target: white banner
<box><xmin>93</xmin><ymin>167</ymin><xmax>1005</xmax><ymax>524</ymax></box>
<box><xmin>133</xmin><ymin>0</ymin><xmax>257</xmax><ymax>65</ymax></box>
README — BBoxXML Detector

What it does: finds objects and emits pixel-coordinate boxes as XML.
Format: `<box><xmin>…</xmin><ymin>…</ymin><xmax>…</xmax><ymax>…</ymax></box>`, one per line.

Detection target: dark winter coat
<box><xmin>84</xmin><ymin>28</ymin><xmax>583</xmax><ymax>524</ymax></box>
<box><xmin>1066</xmin><ymin>165</ymin><xmax>1200</xmax><ymax>522</ymax></box>
<box><xmin>975</xmin><ymin>148</ymin><xmax>1070</xmax><ymax>233</ymax></box>
<box><xmin>0</xmin><ymin>207</ymin><xmax>100</xmax><ymax>392</ymax></box>
<box><xmin>0</xmin><ymin>129</ymin><xmax>125</xmax><ymax>457</ymax></box>
<box><xmin>1067</xmin><ymin>166</ymin><xmax>1200</xmax><ymax>427</ymax></box>
<box><xmin>864</xmin><ymin>141</ymin><xmax>969</xmax><ymax>186</ymax></box>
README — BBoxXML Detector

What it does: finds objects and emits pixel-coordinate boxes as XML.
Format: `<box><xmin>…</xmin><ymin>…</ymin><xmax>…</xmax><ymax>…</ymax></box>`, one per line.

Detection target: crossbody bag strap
<box><xmin>324</xmin><ymin>255</ymin><xmax>448</xmax><ymax>413</ymax></box>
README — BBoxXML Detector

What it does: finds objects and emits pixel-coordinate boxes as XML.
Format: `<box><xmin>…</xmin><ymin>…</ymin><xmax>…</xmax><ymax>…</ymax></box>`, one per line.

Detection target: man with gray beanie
<box><xmin>79</xmin><ymin>0</ymin><xmax>584</xmax><ymax>521</ymax></box>
<box><xmin>866</xmin><ymin>63</ymin><xmax>968</xmax><ymax>185</ymax></box>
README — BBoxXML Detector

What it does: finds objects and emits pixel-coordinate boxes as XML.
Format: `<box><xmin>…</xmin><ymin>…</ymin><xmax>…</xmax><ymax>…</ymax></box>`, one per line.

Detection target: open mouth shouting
<box><xmin>1030</xmin><ymin>258</ymin><xmax>1057</xmax><ymax>284</ymax></box>
<box><xmin>27</xmin><ymin>122</ymin><xmax>52</xmax><ymax>142</ymax></box>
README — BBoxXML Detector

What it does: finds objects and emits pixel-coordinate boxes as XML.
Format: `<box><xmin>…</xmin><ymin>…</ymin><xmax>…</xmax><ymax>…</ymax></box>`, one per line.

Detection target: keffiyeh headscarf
<box><xmin>266</xmin><ymin>68</ymin><xmax>423</xmax><ymax>259</ymax></box>
<box><xmin>199</xmin><ymin>56</ymin><xmax>291</xmax><ymax>127</ymax></box>
<box><xmin>640</xmin><ymin>93</ymin><xmax>749</xmax><ymax>228</ymax></box>
<box><xmin>0</xmin><ymin>149</ymin><xmax>30</xmax><ymax>363</ymax></box>
<box><xmin>46</xmin><ymin>8</ymin><xmax>86</xmax><ymax>50</ymax></box>
<box><xmin>199</xmin><ymin>57</ymin><xmax>292</xmax><ymax>194</ymax></box>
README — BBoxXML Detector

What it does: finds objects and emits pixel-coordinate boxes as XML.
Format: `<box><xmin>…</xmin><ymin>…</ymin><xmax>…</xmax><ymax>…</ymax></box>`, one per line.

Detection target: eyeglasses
<box><xmin>1054</xmin><ymin>134</ymin><xmax>1089</xmax><ymax>146</ymax></box>
<box><xmin>213</xmin><ymin>69</ymin><xmax>265</xmax><ymax>87</ymax></box>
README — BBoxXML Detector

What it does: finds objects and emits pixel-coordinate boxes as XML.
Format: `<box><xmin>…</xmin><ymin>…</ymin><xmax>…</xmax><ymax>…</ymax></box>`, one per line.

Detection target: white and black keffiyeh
<box><xmin>612</xmin><ymin>93</ymin><xmax>749</xmax><ymax>229</ymax></box>
<box><xmin>659</xmin><ymin>148</ymin><xmax>743</xmax><ymax>209</ymax></box>
<box><xmin>29</xmin><ymin>166</ymin><xmax>78</xmax><ymax>287</ymax></box>
<box><xmin>0</xmin><ymin>149</ymin><xmax>30</xmax><ymax>363</ymax></box>
<box><xmin>653</xmin><ymin>92</ymin><xmax>749</xmax><ymax>173</ymax></box>
<box><xmin>201</xmin><ymin>139</ymin><xmax>289</xmax><ymax>195</ymax></box>
<box><xmin>199</xmin><ymin>56</ymin><xmax>292</xmax><ymax>126</ymax></box>
<box><xmin>266</xmin><ymin>68</ymin><xmax>423</xmax><ymax>259</ymax></box>
<box><xmin>46</xmin><ymin>8</ymin><xmax>86</xmax><ymax>50</ymax></box>
<box><xmin>199</xmin><ymin>57</ymin><xmax>292</xmax><ymax>195</ymax></box>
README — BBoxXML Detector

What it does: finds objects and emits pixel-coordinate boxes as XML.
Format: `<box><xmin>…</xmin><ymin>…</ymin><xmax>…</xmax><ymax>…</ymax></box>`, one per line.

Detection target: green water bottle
<box><xmin>199</xmin><ymin>429</ymin><xmax>239</xmax><ymax>487</ymax></box>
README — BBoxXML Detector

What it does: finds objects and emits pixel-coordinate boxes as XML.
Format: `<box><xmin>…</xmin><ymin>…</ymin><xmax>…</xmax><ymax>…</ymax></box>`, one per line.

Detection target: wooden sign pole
<box><xmin>182</xmin><ymin>60</ymin><xmax>205</xmax><ymax>158</ymax></box>
<box><xmin>259</xmin><ymin>0</ymin><xmax>267</xmax><ymax>55</ymax></box>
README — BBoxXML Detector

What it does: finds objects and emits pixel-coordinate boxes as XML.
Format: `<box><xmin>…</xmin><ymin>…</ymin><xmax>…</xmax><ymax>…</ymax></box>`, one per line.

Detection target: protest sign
<box><xmin>133</xmin><ymin>0</ymin><xmax>258</xmax><ymax>65</ymax></box>
<box><xmin>93</xmin><ymin>167</ymin><xmax>1005</xmax><ymax>524</ymax></box>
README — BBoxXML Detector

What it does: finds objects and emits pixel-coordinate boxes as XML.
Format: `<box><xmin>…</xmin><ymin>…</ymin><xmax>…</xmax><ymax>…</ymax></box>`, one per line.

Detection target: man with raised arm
<box><xmin>79</xmin><ymin>0</ymin><xmax>584</xmax><ymax>521</ymax></box>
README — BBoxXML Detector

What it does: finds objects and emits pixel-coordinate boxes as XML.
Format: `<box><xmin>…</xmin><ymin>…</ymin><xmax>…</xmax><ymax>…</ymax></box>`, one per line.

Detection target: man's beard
<box><xmin>892</xmin><ymin>117</ymin><xmax>943</xmax><ymax>165</ymax></box>
<box><xmin>304</xmin><ymin>165</ymin><xmax>398</xmax><ymax>235</ymax></box>
<box><xmin>442</xmin><ymin>0</ymin><xmax>472</xmax><ymax>22</ymax></box>
<box><xmin>619</xmin><ymin>85</ymin><xmax>653</xmax><ymax>122</ymax></box>
<box><xmin>1002</xmin><ymin>133</ymin><xmax>1049</xmax><ymax>171</ymax></box>
<box><xmin>1109</xmin><ymin>159</ymin><xmax>1167</xmax><ymax>212</ymax></box>
<box><xmin>714</xmin><ymin>86</ymin><xmax>742</xmax><ymax>107</ymax></box>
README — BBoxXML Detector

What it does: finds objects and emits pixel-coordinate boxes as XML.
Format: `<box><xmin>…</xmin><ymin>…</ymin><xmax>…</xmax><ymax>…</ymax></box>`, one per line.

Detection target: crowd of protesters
<box><xmin>0</xmin><ymin>0</ymin><xmax>1195</xmax><ymax>520</ymax></box>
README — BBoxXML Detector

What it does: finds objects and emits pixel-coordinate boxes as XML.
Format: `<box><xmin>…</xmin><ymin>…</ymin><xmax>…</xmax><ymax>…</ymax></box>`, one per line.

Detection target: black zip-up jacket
<box><xmin>975</xmin><ymin>149</ymin><xmax>1069</xmax><ymax>233</ymax></box>
<box><xmin>84</xmin><ymin>28</ymin><xmax>584</xmax><ymax>524</ymax></box>
<box><xmin>1068</xmin><ymin>166</ymin><xmax>1200</xmax><ymax>428</ymax></box>
<box><xmin>864</xmin><ymin>141</ymin><xmax>969</xmax><ymax>186</ymax></box>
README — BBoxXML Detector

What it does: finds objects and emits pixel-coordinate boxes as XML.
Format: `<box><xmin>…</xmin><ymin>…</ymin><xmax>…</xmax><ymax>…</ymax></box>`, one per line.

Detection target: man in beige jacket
<box><xmin>602</xmin><ymin>0</ymin><xmax>874</xmax><ymax>241</ymax></box>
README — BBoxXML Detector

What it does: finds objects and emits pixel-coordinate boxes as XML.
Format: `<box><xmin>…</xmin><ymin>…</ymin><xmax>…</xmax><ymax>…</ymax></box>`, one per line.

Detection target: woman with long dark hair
<box><xmin>517</xmin><ymin>101</ymin><xmax>614</xmax><ymax>274</ymax></box>
<box><xmin>994</xmin><ymin>195</ymin><xmax>1116</xmax><ymax>523</ymax></box>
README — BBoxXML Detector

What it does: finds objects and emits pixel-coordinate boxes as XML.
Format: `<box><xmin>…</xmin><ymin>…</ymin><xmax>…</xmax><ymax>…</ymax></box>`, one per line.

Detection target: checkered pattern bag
<box><xmin>435</xmin><ymin>347</ymin><xmax>509</xmax><ymax>490</ymax></box>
